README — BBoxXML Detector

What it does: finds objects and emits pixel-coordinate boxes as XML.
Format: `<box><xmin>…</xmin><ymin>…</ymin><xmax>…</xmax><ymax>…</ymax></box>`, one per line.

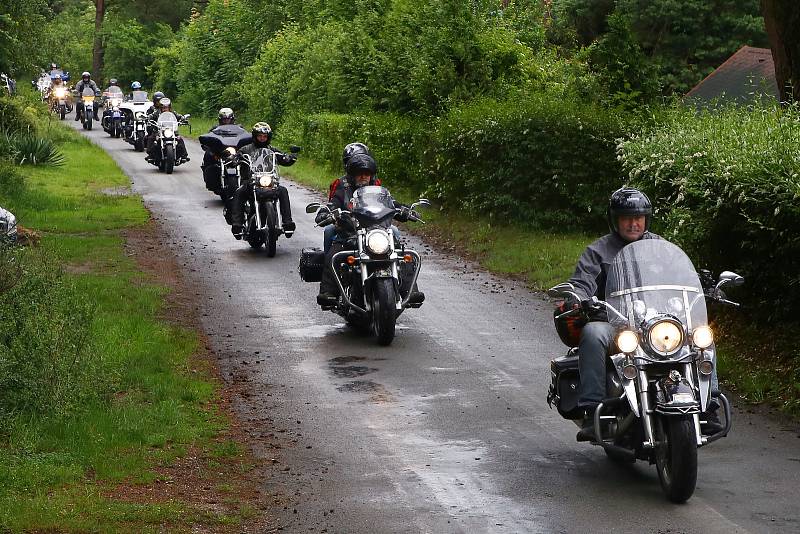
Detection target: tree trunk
<box><xmin>761</xmin><ymin>0</ymin><xmax>800</xmax><ymax>104</ymax></box>
<box><xmin>92</xmin><ymin>0</ymin><xmax>106</xmax><ymax>81</ymax></box>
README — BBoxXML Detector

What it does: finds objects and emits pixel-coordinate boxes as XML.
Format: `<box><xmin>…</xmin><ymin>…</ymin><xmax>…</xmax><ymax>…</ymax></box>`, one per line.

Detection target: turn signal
<box><xmin>698</xmin><ymin>359</ymin><xmax>714</xmax><ymax>376</ymax></box>
<box><xmin>403</xmin><ymin>254</ymin><xmax>413</xmax><ymax>263</ymax></box>
<box><xmin>346</xmin><ymin>255</ymin><xmax>356</xmax><ymax>265</ymax></box>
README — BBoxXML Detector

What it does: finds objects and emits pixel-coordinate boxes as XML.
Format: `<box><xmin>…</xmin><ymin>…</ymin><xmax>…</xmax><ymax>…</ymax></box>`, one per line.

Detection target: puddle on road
<box><xmin>283</xmin><ymin>323</ymin><xmax>348</xmax><ymax>338</ymax></box>
<box><xmin>328</xmin><ymin>356</ymin><xmax>378</xmax><ymax>378</ymax></box>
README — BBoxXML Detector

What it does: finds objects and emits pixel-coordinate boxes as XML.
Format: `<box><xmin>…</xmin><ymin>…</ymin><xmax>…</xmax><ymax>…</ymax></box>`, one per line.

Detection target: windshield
<box><xmin>105</xmin><ymin>86</ymin><xmax>123</xmax><ymax>97</ymax></box>
<box><xmin>248</xmin><ymin>148</ymin><xmax>275</xmax><ymax>174</ymax></box>
<box><xmin>157</xmin><ymin>111</ymin><xmax>179</xmax><ymax>130</ymax></box>
<box><xmin>81</xmin><ymin>86</ymin><xmax>96</xmax><ymax>97</ymax></box>
<box><xmin>605</xmin><ymin>240</ymin><xmax>707</xmax><ymax>330</ymax></box>
<box><xmin>350</xmin><ymin>186</ymin><xmax>396</xmax><ymax>225</ymax></box>
<box><xmin>131</xmin><ymin>90</ymin><xmax>149</xmax><ymax>103</ymax></box>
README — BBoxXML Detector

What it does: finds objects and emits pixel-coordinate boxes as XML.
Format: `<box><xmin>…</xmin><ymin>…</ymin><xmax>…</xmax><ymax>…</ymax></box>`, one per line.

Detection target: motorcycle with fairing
<box><xmin>101</xmin><ymin>86</ymin><xmax>125</xmax><ymax>138</ymax></box>
<box><xmin>303</xmin><ymin>187</ymin><xmax>428</xmax><ymax>345</ymax></box>
<box><xmin>237</xmin><ymin>145</ymin><xmax>299</xmax><ymax>256</ymax></box>
<box><xmin>547</xmin><ymin>239</ymin><xmax>743</xmax><ymax>502</ymax></box>
<box><xmin>121</xmin><ymin>91</ymin><xmax>152</xmax><ymax>152</ymax></box>
<box><xmin>198</xmin><ymin>126</ymin><xmax>252</xmax><ymax>198</ymax></box>
<box><xmin>48</xmin><ymin>81</ymin><xmax>72</xmax><ymax>120</ymax></box>
<box><xmin>75</xmin><ymin>86</ymin><xmax>100</xmax><ymax>130</ymax></box>
<box><xmin>146</xmin><ymin>111</ymin><xmax>190</xmax><ymax>174</ymax></box>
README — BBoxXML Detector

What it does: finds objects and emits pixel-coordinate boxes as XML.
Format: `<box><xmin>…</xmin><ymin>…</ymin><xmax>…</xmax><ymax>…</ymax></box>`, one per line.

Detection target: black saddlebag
<box><xmin>299</xmin><ymin>247</ymin><xmax>325</xmax><ymax>282</ymax></box>
<box><xmin>547</xmin><ymin>351</ymin><xmax>583</xmax><ymax>419</ymax></box>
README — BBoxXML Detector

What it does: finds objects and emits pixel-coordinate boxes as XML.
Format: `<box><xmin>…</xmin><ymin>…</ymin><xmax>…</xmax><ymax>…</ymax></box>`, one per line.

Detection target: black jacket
<box><xmin>568</xmin><ymin>231</ymin><xmax>661</xmax><ymax>301</ymax></box>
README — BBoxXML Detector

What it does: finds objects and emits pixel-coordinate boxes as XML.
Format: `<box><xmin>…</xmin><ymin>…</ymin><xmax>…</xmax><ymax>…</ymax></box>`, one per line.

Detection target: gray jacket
<box><xmin>568</xmin><ymin>231</ymin><xmax>661</xmax><ymax>302</ymax></box>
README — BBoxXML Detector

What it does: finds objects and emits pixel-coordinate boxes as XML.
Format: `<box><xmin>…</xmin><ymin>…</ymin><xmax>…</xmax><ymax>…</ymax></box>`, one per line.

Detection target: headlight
<box><xmin>162</xmin><ymin>128</ymin><xmax>174</xmax><ymax>138</ymax></box>
<box><xmin>616</xmin><ymin>330</ymin><xmax>639</xmax><ymax>353</ymax></box>
<box><xmin>692</xmin><ymin>325</ymin><xmax>714</xmax><ymax>349</ymax></box>
<box><xmin>365</xmin><ymin>230</ymin><xmax>391</xmax><ymax>255</ymax></box>
<box><xmin>53</xmin><ymin>88</ymin><xmax>67</xmax><ymax>98</ymax></box>
<box><xmin>257</xmin><ymin>173</ymin><xmax>273</xmax><ymax>188</ymax></box>
<box><xmin>647</xmin><ymin>318</ymin><xmax>684</xmax><ymax>356</ymax></box>
<box><xmin>135</xmin><ymin>112</ymin><xmax>144</xmax><ymax>119</ymax></box>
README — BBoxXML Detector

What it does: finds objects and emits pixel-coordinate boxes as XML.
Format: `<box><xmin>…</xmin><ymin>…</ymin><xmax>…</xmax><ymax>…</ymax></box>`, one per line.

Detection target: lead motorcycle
<box><xmin>146</xmin><ymin>111</ymin><xmax>190</xmax><ymax>174</ymax></box>
<box><xmin>76</xmin><ymin>86</ymin><xmax>100</xmax><ymax>130</ymax></box>
<box><xmin>302</xmin><ymin>186</ymin><xmax>428</xmax><ymax>345</ymax></box>
<box><xmin>237</xmin><ymin>145</ymin><xmax>299</xmax><ymax>256</ymax></box>
<box><xmin>546</xmin><ymin>239</ymin><xmax>743</xmax><ymax>502</ymax></box>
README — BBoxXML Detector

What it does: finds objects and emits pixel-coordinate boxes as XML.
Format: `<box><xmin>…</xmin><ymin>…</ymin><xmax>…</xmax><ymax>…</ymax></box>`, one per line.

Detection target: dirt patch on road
<box><xmin>110</xmin><ymin>218</ymin><xmax>292</xmax><ymax>533</ymax></box>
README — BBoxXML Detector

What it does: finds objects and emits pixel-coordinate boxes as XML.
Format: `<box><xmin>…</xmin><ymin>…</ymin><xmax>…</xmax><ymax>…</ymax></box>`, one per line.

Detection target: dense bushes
<box><xmin>286</xmin><ymin>93</ymin><xmax>627</xmax><ymax>231</ymax></box>
<box><xmin>618</xmin><ymin>104</ymin><xmax>800</xmax><ymax>321</ymax></box>
<box><xmin>0</xmin><ymin>248</ymin><xmax>107</xmax><ymax>423</ymax></box>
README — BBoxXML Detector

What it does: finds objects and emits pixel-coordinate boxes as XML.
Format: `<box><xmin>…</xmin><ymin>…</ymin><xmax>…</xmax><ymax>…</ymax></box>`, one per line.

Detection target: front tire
<box><xmin>85</xmin><ymin>115</ymin><xmax>92</xmax><ymax>130</ymax></box>
<box><xmin>655</xmin><ymin>415</ymin><xmax>698</xmax><ymax>503</ymax></box>
<box><xmin>265</xmin><ymin>202</ymin><xmax>278</xmax><ymax>257</ymax></box>
<box><xmin>59</xmin><ymin>105</ymin><xmax>66</xmax><ymax>120</ymax></box>
<box><xmin>372</xmin><ymin>278</ymin><xmax>397</xmax><ymax>346</ymax></box>
<box><xmin>164</xmin><ymin>145</ymin><xmax>175</xmax><ymax>174</ymax></box>
<box><xmin>134</xmin><ymin>137</ymin><xmax>144</xmax><ymax>152</ymax></box>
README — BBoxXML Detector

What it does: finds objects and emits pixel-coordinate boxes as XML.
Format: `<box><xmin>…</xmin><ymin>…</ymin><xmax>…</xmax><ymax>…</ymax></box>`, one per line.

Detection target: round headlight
<box><xmin>648</xmin><ymin>319</ymin><xmax>684</xmax><ymax>356</ymax></box>
<box><xmin>162</xmin><ymin>128</ymin><xmax>174</xmax><ymax>138</ymax></box>
<box><xmin>258</xmin><ymin>174</ymin><xmax>273</xmax><ymax>188</ymax></box>
<box><xmin>692</xmin><ymin>325</ymin><xmax>714</xmax><ymax>349</ymax></box>
<box><xmin>616</xmin><ymin>330</ymin><xmax>639</xmax><ymax>353</ymax></box>
<box><xmin>365</xmin><ymin>230</ymin><xmax>391</xmax><ymax>255</ymax></box>
<box><xmin>135</xmin><ymin>112</ymin><xmax>144</xmax><ymax>119</ymax></box>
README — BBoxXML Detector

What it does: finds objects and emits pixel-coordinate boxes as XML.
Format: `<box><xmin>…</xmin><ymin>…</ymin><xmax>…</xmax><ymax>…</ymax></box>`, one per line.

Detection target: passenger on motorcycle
<box><xmin>200</xmin><ymin>107</ymin><xmax>251</xmax><ymax>207</ymax></box>
<box><xmin>145</xmin><ymin>97</ymin><xmax>190</xmax><ymax>164</ymax></box>
<box><xmin>560</xmin><ymin>187</ymin><xmax>721</xmax><ymax>441</ymax></box>
<box><xmin>316</xmin><ymin>153</ymin><xmax>424</xmax><ymax>306</ymax></box>
<box><xmin>74</xmin><ymin>72</ymin><xmax>100</xmax><ymax>121</ymax></box>
<box><xmin>229</xmin><ymin>122</ymin><xmax>295</xmax><ymax>238</ymax></box>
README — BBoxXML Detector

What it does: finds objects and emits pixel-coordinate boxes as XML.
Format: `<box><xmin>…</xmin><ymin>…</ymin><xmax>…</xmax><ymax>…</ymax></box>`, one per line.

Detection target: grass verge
<box><xmin>0</xmin><ymin>128</ymin><xmax>262</xmax><ymax>531</ymax></box>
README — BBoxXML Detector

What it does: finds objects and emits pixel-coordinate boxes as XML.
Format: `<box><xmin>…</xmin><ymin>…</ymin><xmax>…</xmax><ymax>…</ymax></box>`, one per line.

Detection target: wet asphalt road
<box><xmin>73</xmin><ymin>119</ymin><xmax>800</xmax><ymax>533</ymax></box>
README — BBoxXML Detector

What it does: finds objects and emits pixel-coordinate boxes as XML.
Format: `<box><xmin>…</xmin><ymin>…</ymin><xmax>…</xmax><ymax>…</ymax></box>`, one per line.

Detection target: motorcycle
<box><xmin>198</xmin><ymin>125</ymin><xmax>252</xmax><ymax>198</ymax></box>
<box><xmin>303</xmin><ymin>187</ymin><xmax>428</xmax><ymax>345</ymax></box>
<box><xmin>120</xmin><ymin>91</ymin><xmax>152</xmax><ymax>152</ymax></box>
<box><xmin>146</xmin><ymin>112</ymin><xmax>190</xmax><ymax>174</ymax></box>
<box><xmin>101</xmin><ymin>86</ymin><xmax>125</xmax><ymax>138</ymax></box>
<box><xmin>76</xmin><ymin>86</ymin><xmax>100</xmax><ymax>130</ymax></box>
<box><xmin>1</xmin><ymin>73</ymin><xmax>16</xmax><ymax>96</ymax></box>
<box><xmin>546</xmin><ymin>239</ymin><xmax>743</xmax><ymax>502</ymax></box>
<box><xmin>236</xmin><ymin>146</ymin><xmax>300</xmax><ymax>256</ymax></box>
<box><xmin>49</xmin><ymin>83</ymin><xmax>71</xmax><ymax>120</ymax></box>
<box><xmin>32</xmin><ymin>73</ymin><xmax>51</xmax><ymax>101</ymax></box>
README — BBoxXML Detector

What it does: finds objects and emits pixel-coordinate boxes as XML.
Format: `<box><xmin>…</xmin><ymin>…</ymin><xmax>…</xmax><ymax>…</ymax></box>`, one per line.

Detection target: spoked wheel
<box><xmin>164</xmin><ymin>145</ymin><xmax>175</xmax><ymax>174</ymax></box>
<box><xmin>655</xmin><ymin>415</ymin><xmax>698</xmax><ymax>503</ymax></box>
<box><xmin>245</xmin><ymin>213</ymin><xmax>263</xmax><ymax>249</ymax></box>
<box><xmin>265</xmin><ymin>202</ymin><xmax>279</xmax><ymax>257</ymax></box>
<box><xmin>371</xmin><ymin>278</ymin><xmax>397</xmax><ymax>346</ymax></box>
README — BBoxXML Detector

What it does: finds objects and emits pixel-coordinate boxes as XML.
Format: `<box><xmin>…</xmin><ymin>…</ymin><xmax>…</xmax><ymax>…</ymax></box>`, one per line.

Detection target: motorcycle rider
<box><xmin>316</xmin><ymin>152</ymin><xmax>424</xmax><ymax>306</ymax></box>
<box><xmin>560</xmin><ymin>187</ymin><xmax>721</xmax><ymax>441</ymax></box>
<box><xmin>229</xmin><ymin>122</ymin><xmax>295</xmax><ymax>238</ymax></box>
<box><xmin>74</xmin><ymin>71</ymin><xmax>100</xmax><ymax>121</ymax></box>
<box><xmin>145</xmin><ymin>97</ymin><xmax>189</xmax><ymax>164</ymax></box>
<box><xmin>200</xmin><ymin>107</ymin><xmax>251</xmax><ymax>209</ymax></box>
<box><xmin>129</xmin><ymin>81</ymin><xmax>148</xmax><ymax>101</ymax></box>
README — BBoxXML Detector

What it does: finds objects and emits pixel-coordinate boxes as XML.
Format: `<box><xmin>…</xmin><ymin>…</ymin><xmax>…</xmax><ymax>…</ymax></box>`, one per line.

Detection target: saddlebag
<box><xmin>299</xmin><ymin>247</ymin><xmax>325</xmax><ymax>282</ymax></box>
<box><xmin>547</xmin><ymin>351</ymin><xmax>583</xmax><ymax>419</ymax></box>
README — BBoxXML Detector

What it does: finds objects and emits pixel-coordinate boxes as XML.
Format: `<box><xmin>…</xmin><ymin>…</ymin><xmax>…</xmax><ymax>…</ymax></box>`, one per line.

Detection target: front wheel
<box><xmin>59</xmin><ymin>105</ymin><xmax>66</xmax><ymax>120</ymax></box>
<box><xmin>164</xmin><ymin>144</ymin><xmax>175</xmax><ymax>174</ymax></box>
<box><xmin>134</xmin><ymin>137</ymin><xmax>144</xmax><ymax>152</ymax></box>
<box><xmin>372</xmin><ymin>278</ymin><xmax>397</xmax><ymax>346</ymax></box>
<box><xmin>85</xmin><ymin>115</ymin><xmax>92</xmax><ymax>130</ymax></box>
<box><xmin>264</xmin><ymin>202</ymin><xmax>278</xmax><ymax>258</ymax></box>
<box><xmin>655</xmin><ymin>415</ymin><xmax>698</xmax><ymax>503</ymax></box>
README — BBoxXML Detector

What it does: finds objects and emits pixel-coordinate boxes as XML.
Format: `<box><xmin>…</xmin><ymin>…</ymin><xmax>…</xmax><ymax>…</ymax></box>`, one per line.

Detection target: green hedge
<box><xmin>618</xmin><ymin>104</ymin><xmax>800</xmax><ymax>321</ymax></box>
<box><xmin>285</xmin><ymin>94</ymin><xmax>627</xmax><ymax>231</ymax></box>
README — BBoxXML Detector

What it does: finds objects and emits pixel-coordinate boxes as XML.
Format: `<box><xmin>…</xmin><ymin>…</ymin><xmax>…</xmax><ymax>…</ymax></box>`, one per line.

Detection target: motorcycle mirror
<box><xmin>290</xmin><ymin>145</ymin><xmax>302</xmax><ymax>154</ymax></box>
<box><xmin>547</xmin><ymin>282</ymin><xmax>576</xmax><ymax>299</ymax></box>
<box><xmin>183</xmin><ymin>114</ymin><xmax>191</xmax><ymax>119</ymax></box>
<box><xmin>306</xmin><ymin>202</ymin><xmax>321</xmax><ymax>213</ymax></box>
<box><xmin>411</xmin><ymin>199</ymin><xmax>431</xmax><ymax>209</ymax></box>
<box><xmin>718</xmin><ymin>271</ymin><xmax>744</xmax><ymax>287</ymax></box>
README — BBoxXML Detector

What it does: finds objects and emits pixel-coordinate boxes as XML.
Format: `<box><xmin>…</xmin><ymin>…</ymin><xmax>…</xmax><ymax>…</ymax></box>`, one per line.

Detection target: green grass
<box><xmin>0</xmin><ymin>126</ymin><xmax>248</xmax><ymax>530</ymax></box>
<box><xmin>282</xmin><ymin>158</ymin><xmax>591</xmax><ymax>290</ymax></box>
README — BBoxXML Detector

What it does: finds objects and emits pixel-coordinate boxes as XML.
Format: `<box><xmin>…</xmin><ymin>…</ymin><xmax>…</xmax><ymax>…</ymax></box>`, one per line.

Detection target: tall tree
<box><xmin>761</xmin><ymin>0</ymin><xmax>800</xmax><ymax>104</ymax></box>
<box><xmin>93</xmin><ymin>0</ymin><xmax>105</xmax><ymax>79</ymax></box>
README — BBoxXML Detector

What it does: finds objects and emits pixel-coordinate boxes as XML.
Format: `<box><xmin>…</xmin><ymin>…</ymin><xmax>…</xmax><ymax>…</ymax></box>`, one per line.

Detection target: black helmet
<box><xmin>345</xmin><ymin>153</ymin><xmax>377</xmax><ymax>185</ymax></box>
<box><xmin>607</xmin><ymin>187</ymin><xmax>652</xmax><ymax>235</ymax></box>
<box><xmin>109</xmin><ymin>78</ymin><xmax>118</xmax><ymax>86</ymax></box>
<box><xmin>342</xmin><ymin>142</ymin><xmax>370</xmax><ymax>169</ymax></box>
<box><xmin>218</xmin><ymin>107</ymin><xmax>235</xmax><ymax>124</ymax></box>
<box><xmin>251</xmin><ymin>122</ymin><xmax>272</xmax><ymax>146</ymax></box>
<box><xmin>152</xmin><ymin>91</ymin><xmax>165</xmax><ymax>104</ymax></box>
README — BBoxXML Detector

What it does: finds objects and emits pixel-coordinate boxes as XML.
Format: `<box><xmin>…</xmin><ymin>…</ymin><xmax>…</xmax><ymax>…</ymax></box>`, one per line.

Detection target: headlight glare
<box><xmin>616</xmin><ymin>330</ymin><xmax>639</xmax><ymax>353</ymax></box>
<box><xmin>648</xmin><ymin>319</ymin><xmax>684</xmax><ymax>356</ymax></box>
<box><xmin>162</xmin><ymin>128</ymin><xmax>174</xmax><ymax>138</ymax></box>
<box><xmin>257</xmin><ymin>173</ymin><xmax>273</xmax><ymax>188</ymax></box>
<box><xmin>365</xmin><ymin>230</ymin><xmax>391</xmax><ymax>255</ymax></box>
<box><xmin>692</xmin><ymin>325</ymin><xmax>714</xmax><ymax>349</ymax></box>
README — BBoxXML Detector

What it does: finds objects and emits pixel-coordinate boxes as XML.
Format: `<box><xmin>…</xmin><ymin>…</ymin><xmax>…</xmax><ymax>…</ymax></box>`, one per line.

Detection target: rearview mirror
<box><xmin>717</xmin><ymin>271</ymin><xmax>744</xmax><ymax>288</ymax></box>
<box><xmin>305</xmin><ymin>202</ymin><xmax>321</xmax><ymax>213</ymax></box>
<box><xmin>183</xmin><ymin>113</ymin><xmax>191</xmax><ymax>119</ymax></box>
<box><xmin>411</xmin><ymin>198</ymin><xmax>431</xmax><ymax>210</ymax></box>
<box><xmin>290</xmin><ymin>145</ymin><xmax>302</xmax><ymax>154</ymax></box>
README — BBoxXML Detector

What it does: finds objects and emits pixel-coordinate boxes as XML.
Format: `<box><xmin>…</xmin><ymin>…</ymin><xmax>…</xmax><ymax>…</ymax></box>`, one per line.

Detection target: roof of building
<box><xmin>685</xmin><ymin>46</ymin><xmax>779</xmax><ymax>106</ymax></box>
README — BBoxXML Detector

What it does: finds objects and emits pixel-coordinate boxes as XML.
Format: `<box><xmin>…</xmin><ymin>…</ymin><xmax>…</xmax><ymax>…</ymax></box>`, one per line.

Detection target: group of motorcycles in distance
<box><xmin>34</xmin><ymin>71</ymin><xmax>189</xmax><ymax>174</ymax></box>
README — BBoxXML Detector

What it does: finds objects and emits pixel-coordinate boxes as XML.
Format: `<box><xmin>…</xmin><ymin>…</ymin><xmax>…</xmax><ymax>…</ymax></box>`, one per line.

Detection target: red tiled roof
<box><xmin>685</xmin><ymin>46</ymin><xmax>779</xmax><ymax>105</ymax></box>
